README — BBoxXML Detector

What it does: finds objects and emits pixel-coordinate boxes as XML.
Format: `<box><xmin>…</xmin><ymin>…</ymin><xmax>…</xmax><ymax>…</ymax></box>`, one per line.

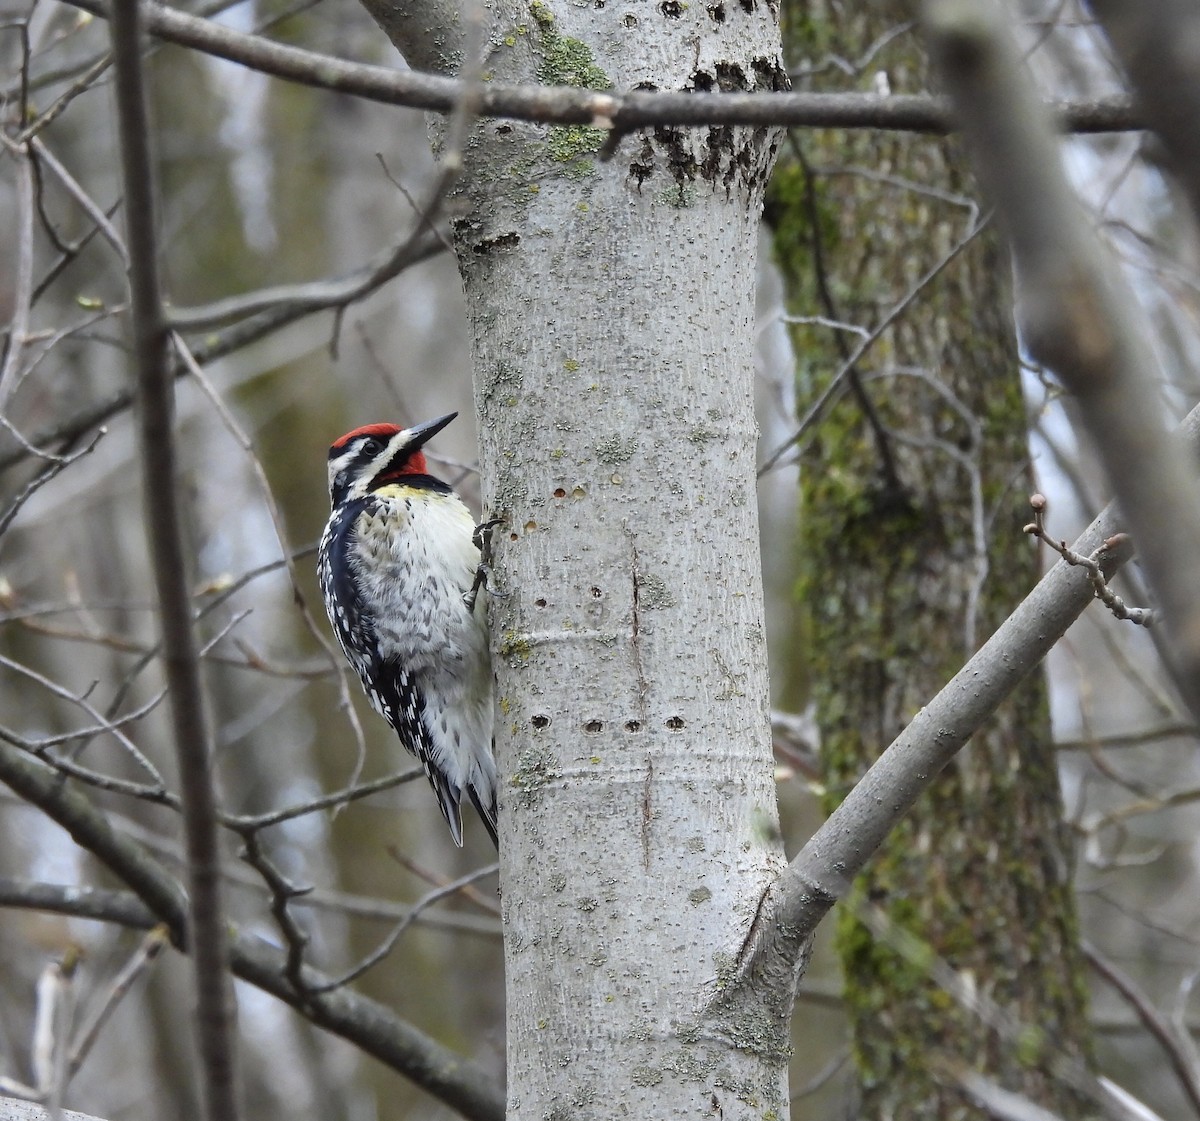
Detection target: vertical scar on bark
<box><xmin>630</xmin><ymin>530</ymin><xmax>652</xmax><ymax>867</ymax></box>
<box><xmin>642</xmin><ymin>755</ymin><xmax>654</xmax><ymax>870</ymax></box>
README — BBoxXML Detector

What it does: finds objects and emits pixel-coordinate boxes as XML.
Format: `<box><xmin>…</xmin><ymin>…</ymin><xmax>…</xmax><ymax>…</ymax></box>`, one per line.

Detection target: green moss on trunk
<box><xmin>771</xmin><ymin>6</ymin><xmax>1094</xmax><ymax>1118</ymax></box>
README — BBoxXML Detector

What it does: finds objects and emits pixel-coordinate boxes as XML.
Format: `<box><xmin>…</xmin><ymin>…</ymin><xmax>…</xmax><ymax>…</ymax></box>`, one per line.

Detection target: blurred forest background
<box><xmin>2</xmin><ymin>0</ymin><xmax>1200</xmax><ymax>1118</ymax></box>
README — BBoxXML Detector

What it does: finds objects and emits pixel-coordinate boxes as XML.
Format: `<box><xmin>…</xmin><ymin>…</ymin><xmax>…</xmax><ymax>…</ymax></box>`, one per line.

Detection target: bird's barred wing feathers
<box><xmin>371</xmin><ymin>661</ymin><xmax>466</xmax><ymax>847</ymax></box>
<box><xmin>317</xmin><ymin>500</ymin><xmax>379</xmax><ymax>671</ymax></box>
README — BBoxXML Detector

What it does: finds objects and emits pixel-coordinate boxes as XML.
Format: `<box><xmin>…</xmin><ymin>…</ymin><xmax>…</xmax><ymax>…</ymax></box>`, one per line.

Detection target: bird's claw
<box><xmin>465</xmin><ymin>518</ymin><xmax>506</xmax><ymax>612</ymax></box>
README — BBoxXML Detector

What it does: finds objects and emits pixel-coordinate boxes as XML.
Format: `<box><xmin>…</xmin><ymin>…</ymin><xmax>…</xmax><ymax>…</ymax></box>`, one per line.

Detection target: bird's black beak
<box><xmin>406</xmin><ymin>412</ymin><xmax>458</xmax><ymax>449</ymax></box>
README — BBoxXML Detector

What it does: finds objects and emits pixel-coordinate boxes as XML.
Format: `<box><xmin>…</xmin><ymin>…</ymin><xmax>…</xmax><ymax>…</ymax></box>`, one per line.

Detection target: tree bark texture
<box><xmin>769</xmin><ymin>6</ymin><xmax>1094</xmax><ymax>1119</ymax></box>
<box><xmin>357</xmin><ymin>0</ymin><xmax>791</xmax><ymax>1116</ymax></box>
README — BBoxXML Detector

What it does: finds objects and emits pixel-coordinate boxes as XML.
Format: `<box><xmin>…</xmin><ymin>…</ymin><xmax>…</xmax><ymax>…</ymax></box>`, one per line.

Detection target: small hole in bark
<box><xmin>624</xmin><ymin>720</ymin><xmax>642</xmax><ymax>733</ymax></box>
<box><xmin>666</xmin><ymin>716</ymin><xmax>685</xmax><ymax>731</ymax></box>
<box><xmin>509</xmin><ymin>533</ymin><xmax>519</xmax><ymax>542</ymax></box>
<box><xmin>532</xmin><ymin>714</ymin><xmax>551</xmax><ymax>729</ymax></box>
<box><xmin>707</xmin><ymin>2</ymin><xmax>725</xmax><ymax>18</ymax></box>
<box><xmin>553</xmin><ymin>487</ymin><xmax>567</xmax><ymax>498</ymax></box>
<box><xmin>584</xmin><ymin>720</ymin><xmax>604</xmax><ymax>734</ymax></box>
<box><xmin>525</xmin><ymin>520</ymin><xmax>537</xmax><ymax>531</ymax></box>
<box><xmin>590</xmin><ymin>586</ymin><xmax>602</xmax><ymax>598</ymax></box>
<box><xmin>534</xmin><ymin>597</ymin><xmax>547</xmax><ymax>608</ymax></box>
<box><xmin>660</xmin><ymin>0</ymin><xmax>683</xmax><ymax>15</ymax></box>
<box><xmin>496</xmin><ymin>123</ymin><xmax>513</xmax><ymax>135</ymax></box>
<box><xmin>623</xmin><ymin>12</ymin><xmax>638</xmax><ymax>25</ymax></box>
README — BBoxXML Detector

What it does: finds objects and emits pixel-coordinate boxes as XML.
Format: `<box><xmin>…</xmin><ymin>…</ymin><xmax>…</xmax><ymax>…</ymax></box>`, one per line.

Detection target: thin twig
<box><xmin>0</xmin><ymin>231</ymin><xmax>444</xmax><ymax>476</ymax></box>
<box><xmin>758</xmin><ymin>212</ymin><xmax>991</xmax><ymax>476</ymax></box>
<box><xmin>308</xmin><ymin>863</ymin><xmax>499</xmax><ymax>994</ymax></box>
<box><xmin>67</xmin><ymin>926</ymin><xmax>169</xmax><ymax>1080</ymax></box>
<box><xmin>1085</xmin><ymin>940</ymin><xmax>1200</xmax><ymax>1118</ymax></box>
<box><xmin>172</xmin><ymin>332</ymin><xmax>370</xmax><ymax>796</ymax></box>
<box><xmin>1023</xmin><ymin>493</ymin><xmax>1153</xmax><ymax>625</ymax></box>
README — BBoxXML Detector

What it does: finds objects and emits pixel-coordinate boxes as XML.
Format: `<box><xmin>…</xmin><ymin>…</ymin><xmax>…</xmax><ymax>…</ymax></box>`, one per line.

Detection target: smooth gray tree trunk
<box><xmin>355</xmin><ymin>0</ymin><xmax>791</xmax><ymax>1115</ymax></box>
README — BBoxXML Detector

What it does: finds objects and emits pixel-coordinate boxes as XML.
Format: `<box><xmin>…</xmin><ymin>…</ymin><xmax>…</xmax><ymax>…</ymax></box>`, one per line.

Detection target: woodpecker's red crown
<box><xmin>326</xmin><ymin>413</ymin><xmax>457</xmax><ymax>504</ymax></box>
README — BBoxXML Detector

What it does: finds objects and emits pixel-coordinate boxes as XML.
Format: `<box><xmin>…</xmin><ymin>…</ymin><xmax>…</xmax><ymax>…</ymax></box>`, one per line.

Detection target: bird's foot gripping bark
<box><xmin>465</xmin><ymin>518</ymin><xmax>505</xmax><ymax>612</ymax></box>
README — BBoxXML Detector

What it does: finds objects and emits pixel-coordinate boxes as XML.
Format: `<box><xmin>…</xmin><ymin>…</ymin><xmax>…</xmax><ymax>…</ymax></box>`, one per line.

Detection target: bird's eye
<box><xmin>361</xmin><ymin>439</ymin><xmax>383</xmax><ymax>456</ymax></box>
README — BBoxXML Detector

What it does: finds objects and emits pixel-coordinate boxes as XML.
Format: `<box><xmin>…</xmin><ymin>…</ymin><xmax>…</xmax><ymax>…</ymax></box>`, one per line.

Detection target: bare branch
<box><xmin>58</xmin><ymin>0</ymin><xmax>1136</xmax><ymax>135</ymax></box>
<box><xmin>108</xmin><ymin>0</ymin><xmax>239</xmax><ymax>1114</ymax></box>
<box><xmin>780</xmin><ymin>518</ymin><xmax>1129</xmax><ymax>923</ymax></box>
<box><xmin>0</xmin><ymin>879</ymin><xmax>157</xmax><ymax>929</ymax></box>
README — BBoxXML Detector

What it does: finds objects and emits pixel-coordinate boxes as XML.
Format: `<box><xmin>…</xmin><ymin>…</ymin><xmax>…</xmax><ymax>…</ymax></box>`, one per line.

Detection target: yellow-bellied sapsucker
<box><xmin>317</xmin><ymin>412</ymin><xmax>498</xmax><ymax>847</ymax></box>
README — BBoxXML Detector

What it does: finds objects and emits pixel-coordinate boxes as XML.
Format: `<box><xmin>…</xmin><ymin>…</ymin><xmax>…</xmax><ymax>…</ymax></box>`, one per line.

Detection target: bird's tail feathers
<box><xmin>423</xmin><ymin>759</ymin><xmax>465</xmax><ymax>846</ymax></box>
<box><xmin>467</xmin><ymin>783</ymin><xmax>499</xmax><ymax>850</ymax></box>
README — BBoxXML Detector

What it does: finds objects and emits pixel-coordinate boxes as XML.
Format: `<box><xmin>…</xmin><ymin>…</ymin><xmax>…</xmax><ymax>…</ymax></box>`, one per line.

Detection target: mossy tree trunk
<box><xmin>769</xmin><ymin>7</ymin><xmax>1094</xmax><ymax>1118</ymax></box>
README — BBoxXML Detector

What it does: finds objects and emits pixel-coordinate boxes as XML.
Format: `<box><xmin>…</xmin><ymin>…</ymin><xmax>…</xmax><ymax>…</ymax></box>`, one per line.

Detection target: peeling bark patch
<box><xmin>653</xmin><ymin>125</ymin><xmax>700</xmax><ymax>185</ymax></box>
<box><xmin>468</xmin><ymin>231</ymin><xmax>521</xmax><ymax>255</ymax></box>
<box><xmin>628</xmin><ymin>122</ymin><xmax>657</xmax><ymax>189</ymax></box>
<box><xmin>714</xmin><ymin>61</ymin><xmax>747</xmax><ymax>89</ymax></box>
<box><xmin>647</xmin><ymin>115</ymin><xmax>779</xmax><ymax>196</ymax></box>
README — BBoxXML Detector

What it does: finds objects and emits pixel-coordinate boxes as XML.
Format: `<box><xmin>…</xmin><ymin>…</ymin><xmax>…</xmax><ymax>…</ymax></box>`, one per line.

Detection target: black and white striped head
<box><xmin>326</xmin><ymin>413</ymin><xmax>457</xmax><ymax>507</ymax></box>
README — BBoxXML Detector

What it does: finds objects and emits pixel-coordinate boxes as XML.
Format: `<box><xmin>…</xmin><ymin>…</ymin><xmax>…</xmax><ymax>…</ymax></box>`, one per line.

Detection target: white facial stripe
<box><xmin>383</xmin><ymin>429</ymin><xmax>415</xmax><ymax>467</ymax></box>
<box><xmin>327</xmin><ymin>445</ymin><xmax>361</xmax><ymax>494</ymax></box>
